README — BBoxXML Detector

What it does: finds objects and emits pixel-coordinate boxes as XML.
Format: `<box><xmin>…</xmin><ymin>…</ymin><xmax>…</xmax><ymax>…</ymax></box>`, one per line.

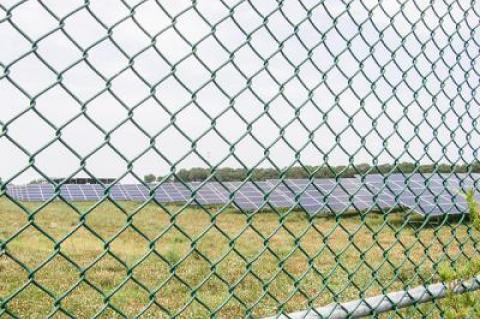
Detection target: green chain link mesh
<box><xmin>1</xmin><ymin>0</ymin><xmax>480</xmax><ymax>318</ymax></box>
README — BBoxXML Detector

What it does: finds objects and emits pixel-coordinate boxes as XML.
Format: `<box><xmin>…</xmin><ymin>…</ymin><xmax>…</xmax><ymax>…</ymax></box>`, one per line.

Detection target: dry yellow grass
<box><xmin>0</xmin><ymin>197</ymin><xmax>478</xmax><ymax>318</ymax></box>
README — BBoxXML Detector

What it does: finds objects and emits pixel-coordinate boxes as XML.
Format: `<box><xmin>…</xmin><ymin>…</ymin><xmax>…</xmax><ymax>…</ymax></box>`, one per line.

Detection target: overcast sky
<box><xmin>1</xmin><ymin>0</ymin><xmax>479</xmax><ymax>183</ymax></box>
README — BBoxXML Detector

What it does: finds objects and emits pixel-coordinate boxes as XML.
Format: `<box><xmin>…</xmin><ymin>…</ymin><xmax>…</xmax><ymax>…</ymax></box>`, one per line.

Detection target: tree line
<box><xmin>145</xmin><ymin>162</ymin><xmax>480</xmax><ymax>183</ymax></box>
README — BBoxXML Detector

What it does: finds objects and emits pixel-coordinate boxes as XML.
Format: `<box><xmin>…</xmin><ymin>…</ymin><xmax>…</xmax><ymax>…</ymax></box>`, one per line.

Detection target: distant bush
<box><xmin>147</xmin><ymin>161</ymin><xmax>480</xmax><ymax>182</ymax></box>
<box><xmin>144</xmin><ymin>174</ymin><xmax>156</xmax><ymax>183</ymax></box>
<box><xmin>24</xmin><ymin>161</ymin><xmax>479</xmax><ymax>184</ymax></box>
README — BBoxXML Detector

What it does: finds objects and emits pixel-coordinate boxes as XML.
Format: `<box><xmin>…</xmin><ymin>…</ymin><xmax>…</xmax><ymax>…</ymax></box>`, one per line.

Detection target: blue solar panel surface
<box><xmin>5</xmin><ymin>174</ymin><xmax>480</xmax><ymax>216</ymax></box>
<box><xmin>267</xmin><ymin>179</ymin><xmax>372</xmax><ymax>213</ymax></box>
<box><xmin>365</xmin><ymin>173</ymin><xmax>477</xmax><ymax>216</ymax></box>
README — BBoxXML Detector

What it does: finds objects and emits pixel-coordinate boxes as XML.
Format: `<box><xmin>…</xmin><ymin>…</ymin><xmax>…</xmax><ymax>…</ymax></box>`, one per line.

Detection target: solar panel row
<box><xmin>5</xmin><ymin>174</ymin><xmax>480</xmax><ymax>216</ymax></box>
<box><xmin>365</xmin><ymin>173</ymin><xmax>480</xmax><ymax>216</ymax></box>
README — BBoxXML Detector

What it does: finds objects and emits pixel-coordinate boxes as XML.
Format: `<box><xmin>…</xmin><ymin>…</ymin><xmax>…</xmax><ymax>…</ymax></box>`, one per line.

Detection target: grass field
<box><xmin>0</xmin><ymin>197</ymin><xmax>479</xmax><ymax>318</ymax></box>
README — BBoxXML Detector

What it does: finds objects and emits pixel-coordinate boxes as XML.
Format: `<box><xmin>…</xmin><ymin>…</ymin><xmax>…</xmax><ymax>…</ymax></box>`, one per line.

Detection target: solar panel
<box><xmin>192</xmin><ymin>181</ymin><xmax>289</xmax><ymax>211</ymax></box>
<box><xmin>7</xmin><ymin>173</ymin><xmax>479</xmax><ymax>217</ymax></box>
<box><xmin>438</xmin><ymin>173</ymin><xmax>480</xmax><ymax>193</ymax></box>
<box><xmin>6</xmin><ymin>185</ymin><xmax>22</xmax><ymax>200</ymax></box>
<box><xmin>270</xmin><ymin>178</ymin><xmax>387</xmax><ymax>214</ymax></box>
<box><xmin>365</xmin><ymin>174</ymin><xmax>469</xmax><ymax>216</ymax></box>
<box><xmin>261</xmin><ymin>181</ymin><xmax>297</xmax><ymax>208</ymax></box>
<box><xmin>62</xmin><ymin>184</ymin><xmax>85</xmax><ymax>201</ymax></box>
<box><xmin>5</xmin><ymin>179</ymin><xmax>383</xmax><ymax>213</ymax></box>
<box><xmin>81</xmin><ymin>184</ymin><xmax>103</xmax><ymax>199</ymax></box>
<box><xmin>156</xmin><ymin>182</ymin><xmax>190</xmax><ymax>202</ymax></box>
<box><xmin>153</xmin><ymin>184</ymin><xmax>172</xmax><ymax>202</ymax></box>
<box><xmin>188</xmin><ymin>182</ymin><xmax>228</xmax><ymax>205</ymax></box>
<box><xmin>26</xmin><ymin>184</ymin><xmax>54</xmax><ymax>201</ymax></box>
<box><xmin>8</xmin><ymin>184</ymin><xmax>44</xmax><ymax>201</ymax></box>
<box><xmin>6</xmin><ymin>185</ymin><xmax>17</xmax><ymax>200</ymax></box>
<box><xmin>221</xmin><ymin>182</ymin><xmax>265</xmax><ymax>210</ymax></box>
<box><xmin>121</xmin><ymin>184</ymin><xmax>148</xmax><ymax>201</ymax></box>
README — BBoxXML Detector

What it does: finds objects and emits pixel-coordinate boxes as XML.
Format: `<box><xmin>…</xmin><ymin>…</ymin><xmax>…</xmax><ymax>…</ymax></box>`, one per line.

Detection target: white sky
<box><xmin>1</xmin><ymin>0</ymin><xmax>479</xmax><ymax>183</ymax></box>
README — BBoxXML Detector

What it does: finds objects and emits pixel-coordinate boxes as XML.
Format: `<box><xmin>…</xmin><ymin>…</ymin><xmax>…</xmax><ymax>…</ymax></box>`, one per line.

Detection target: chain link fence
<box><xmin>1</xmin><ymin>0</ymin><xmax>480</xmax><ymax>318</ymax></box>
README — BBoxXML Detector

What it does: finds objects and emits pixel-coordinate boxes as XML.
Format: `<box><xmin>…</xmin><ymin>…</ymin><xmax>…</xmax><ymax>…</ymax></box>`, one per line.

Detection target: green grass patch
<box><xmin>0</xmin><ymin>197</ymin><xmax>478</xmax><ymax>318</ymax></box>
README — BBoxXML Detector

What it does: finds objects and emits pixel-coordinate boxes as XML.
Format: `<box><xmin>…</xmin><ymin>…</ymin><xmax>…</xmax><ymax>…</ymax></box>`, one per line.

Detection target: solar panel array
<box><xmin>269</xmin><ymin>178</ymin><xmax>381</xmax><ymax>212</ymax></box>
<box><xmin>365</xmin><ymin>173</ymin><xmax>480</xmax><ymax>216</ymax></box>
<box><xmin>5</xmin><ymin>174</ymin><xmax>480</xmax><ymax>216</ymax></box>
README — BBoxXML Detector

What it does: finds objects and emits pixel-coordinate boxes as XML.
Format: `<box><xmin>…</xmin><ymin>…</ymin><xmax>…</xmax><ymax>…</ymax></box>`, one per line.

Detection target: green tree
<box><xmin>144</xmin><ymin>174</ymin><xmax>156</xmax><ymax>183</ymax></box>
<box><xmin>188</xmin><ymin>167</ymin><xmax>209</xmax><ymax>181</ymax></box>
<box><xmin>157</xmin><ymin>175</ymin><xmax>172</xmax><ymax>182</ymax></box>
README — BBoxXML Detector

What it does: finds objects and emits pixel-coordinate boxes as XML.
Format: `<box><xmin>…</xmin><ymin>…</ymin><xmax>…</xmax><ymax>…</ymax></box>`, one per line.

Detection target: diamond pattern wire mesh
<box><xmin>1</xmin><ymin>0</ymin><xmax>480</xmax><ymax>318</ymax></box>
